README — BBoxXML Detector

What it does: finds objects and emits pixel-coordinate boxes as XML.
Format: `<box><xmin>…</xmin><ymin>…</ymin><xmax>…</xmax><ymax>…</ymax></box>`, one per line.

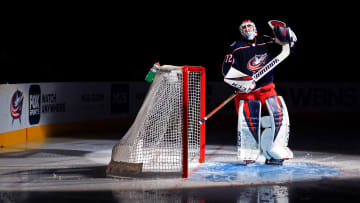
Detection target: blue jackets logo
<box><xmin>247</xmin><ymin>53</ymin><xmax>267</xmax><ymax>71</ymax></box>
<box><xmin>10</xmin><ymin>90</ymin><xmax>24</xmax><ymax>123</ymax></box>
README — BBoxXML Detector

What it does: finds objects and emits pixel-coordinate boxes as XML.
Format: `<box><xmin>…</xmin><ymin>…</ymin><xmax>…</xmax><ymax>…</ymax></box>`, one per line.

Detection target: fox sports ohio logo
<box><xmin>10</xmin><ymin>90</ymin><xmax>24</xmax><ymax>122</ymax></box>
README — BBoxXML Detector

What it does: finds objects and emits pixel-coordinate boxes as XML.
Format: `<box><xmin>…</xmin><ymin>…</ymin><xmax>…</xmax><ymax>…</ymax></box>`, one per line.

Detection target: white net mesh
<box><xmin>187</xmin><ymin>71</ymin><xmax>202</xmax><ymax>162</ymax></box>
<box><xmin>110</xmin><ymin>66</ymin><xmax>204</xmax><ymax>173</ymax></box>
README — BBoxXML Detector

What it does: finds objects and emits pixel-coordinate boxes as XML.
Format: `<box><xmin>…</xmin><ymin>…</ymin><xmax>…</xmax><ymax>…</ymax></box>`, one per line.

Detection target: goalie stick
<box><xmin>199</xmin><ymin>41</ymin><xmax>290</xmax><ymax>125</ymax></box>
<box><xmin>199</xmin><ymin>89</ymin><xmax>241</xmax><ymax>125</ymax></box>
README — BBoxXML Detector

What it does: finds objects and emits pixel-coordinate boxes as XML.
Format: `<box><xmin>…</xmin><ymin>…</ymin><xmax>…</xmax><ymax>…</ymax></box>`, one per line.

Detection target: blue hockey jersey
<box><xmin>222</xmin><ymin>35</ymin><xmax>279</xmax><ymax>90</ymax></box>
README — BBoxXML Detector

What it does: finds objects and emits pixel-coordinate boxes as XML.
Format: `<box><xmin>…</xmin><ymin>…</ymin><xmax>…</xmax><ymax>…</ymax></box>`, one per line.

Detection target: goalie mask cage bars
<box><xmin>106</xmin><ymin>65</ymin><xmax>206</xmax><ymax>178</ymax></box>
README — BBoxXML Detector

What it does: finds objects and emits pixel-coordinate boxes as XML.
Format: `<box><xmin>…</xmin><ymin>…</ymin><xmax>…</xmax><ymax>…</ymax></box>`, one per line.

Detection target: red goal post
<box><xmin>182</xmin><ymin>66</ymin><xmax>206</xmax><ymax>178</ymax></box>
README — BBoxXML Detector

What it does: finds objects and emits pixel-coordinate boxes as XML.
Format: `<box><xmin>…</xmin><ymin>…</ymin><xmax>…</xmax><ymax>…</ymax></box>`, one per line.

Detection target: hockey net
<box><xmin>106</xmin><ymin>65</ymin><xmax>205</xmax><ymax>178</ymax></box>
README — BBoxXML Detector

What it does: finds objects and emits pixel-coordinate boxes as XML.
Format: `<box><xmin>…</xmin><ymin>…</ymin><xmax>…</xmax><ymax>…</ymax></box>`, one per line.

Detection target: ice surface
<box><xmin>0</xmin><ymin>139</ymin><xmax>359</xmax><ymax>192</ymax></box>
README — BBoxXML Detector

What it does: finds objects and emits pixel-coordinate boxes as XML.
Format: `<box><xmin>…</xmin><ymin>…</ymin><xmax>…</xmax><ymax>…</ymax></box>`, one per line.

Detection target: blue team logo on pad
<box><xmin>190</xmin><ymin>162</ymin><xmax>342</xmax><ymax>183</ymax></box>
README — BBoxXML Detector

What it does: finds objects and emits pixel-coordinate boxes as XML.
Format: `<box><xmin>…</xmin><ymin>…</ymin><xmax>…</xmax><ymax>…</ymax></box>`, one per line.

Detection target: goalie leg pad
<box><xmin>261</xmin><ymin>96</ymin><xmax>293</xmax><ymax>160</ymax></box>
<box><xmin>237</xmin><ymin>100</ymin><xmax>261</xmax><ymax>162</ymax></box>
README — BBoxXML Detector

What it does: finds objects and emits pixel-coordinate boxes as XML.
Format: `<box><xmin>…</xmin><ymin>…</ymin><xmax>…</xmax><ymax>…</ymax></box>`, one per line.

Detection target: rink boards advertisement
<box><xmin>0</xmin><ymin>81</ymin><xmax>360</xmax><ymax>146</ymax></box>
<box><xmin>0</xmin><ymin>82</ymin><xmax>149</xmax><ymax>147</ymax></box>
<box><xmin>0</xmin><ymin>82</ymin><xmax>151</xmax><ymax>134</ymax></box>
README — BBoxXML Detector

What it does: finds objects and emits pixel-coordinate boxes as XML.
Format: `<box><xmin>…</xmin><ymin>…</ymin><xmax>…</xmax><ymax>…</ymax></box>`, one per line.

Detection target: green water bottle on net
<box><xmin>145</xmin><ymin>62</ymin><xmax>160</xmax><ymax>83</ymax></box>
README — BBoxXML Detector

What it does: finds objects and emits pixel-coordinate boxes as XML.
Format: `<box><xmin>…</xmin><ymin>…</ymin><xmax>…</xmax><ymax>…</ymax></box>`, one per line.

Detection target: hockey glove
<box><xmin>274</xmin><ymin>26</ymin><xmax>297</xmax><ymax>47</ymax></box>
<box><xmin>224</xmin><ymin>67</ymin><xmax>256</xmax><ymax>93</ymax></box>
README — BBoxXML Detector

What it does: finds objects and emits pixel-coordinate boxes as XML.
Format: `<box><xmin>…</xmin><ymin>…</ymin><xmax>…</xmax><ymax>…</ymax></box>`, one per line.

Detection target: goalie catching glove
<box><xmin>269</xmin><ymin>20</ymin><xmax>297</xmax><ymax>48</ymax></box>
<box><xmin>224</xmin><ymin>67</ymin><xmax>256</xmax><ymax>93</ymax></box>
<box><xmin>274</xmin><ymin>26</ymin><xmax>297</xmax><ymax>48</ymax></box>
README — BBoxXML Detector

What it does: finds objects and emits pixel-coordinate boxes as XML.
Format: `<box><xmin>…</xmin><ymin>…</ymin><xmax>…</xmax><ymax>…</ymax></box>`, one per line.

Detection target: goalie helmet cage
<box><xmin>107</xmin><ymin>65</ymin><xmax>205</xmax><ymax>178</ymax></box>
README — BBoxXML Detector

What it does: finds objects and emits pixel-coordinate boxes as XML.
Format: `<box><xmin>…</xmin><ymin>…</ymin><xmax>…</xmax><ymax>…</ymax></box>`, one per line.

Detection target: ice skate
<box><xmin>265</xmin><ymin>158</ymin><xmax>284</xmax><ymax>166</ymax></box>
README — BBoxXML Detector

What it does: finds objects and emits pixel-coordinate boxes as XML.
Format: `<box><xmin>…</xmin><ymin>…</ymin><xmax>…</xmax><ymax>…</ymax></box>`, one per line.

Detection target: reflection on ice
<box><xmin>112</xmin><ymin>185</ymin><xmax>290</xmax><ymax>203</ymax></box>
<box><xmin>239</xmin><ymin>185</ymin><xmax>289</xmax><ymax>203</ymax></box>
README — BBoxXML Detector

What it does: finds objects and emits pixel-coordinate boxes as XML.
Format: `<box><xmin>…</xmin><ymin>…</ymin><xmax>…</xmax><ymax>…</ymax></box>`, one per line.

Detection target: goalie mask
<box><xmin>240</xmin><ymin>20</ymin><xmax>258</xmax><ymax>41</ymax></box>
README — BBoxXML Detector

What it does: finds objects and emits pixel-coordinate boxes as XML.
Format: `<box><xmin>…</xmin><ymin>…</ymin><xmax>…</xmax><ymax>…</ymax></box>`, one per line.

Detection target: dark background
<box><xmin>0</xmin><ymin>3</ymin><xmax>358</xmax><ymax>83</ymax></box>
<box><xmin>1</xmin><ymin>4</ymin><xmax>360</xmax><ymax>202</ymax></box>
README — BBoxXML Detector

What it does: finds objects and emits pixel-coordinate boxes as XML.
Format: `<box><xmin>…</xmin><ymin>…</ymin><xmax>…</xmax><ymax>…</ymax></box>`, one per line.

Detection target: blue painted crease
<box><xmin>189</xmin><ymin>162</ymin><xmax>342</xmax><ymax>183</ymax></box>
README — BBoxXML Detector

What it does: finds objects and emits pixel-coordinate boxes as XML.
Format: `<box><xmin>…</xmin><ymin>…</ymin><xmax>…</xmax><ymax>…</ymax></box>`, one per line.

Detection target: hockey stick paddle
<box><xmin>252</xmin><ymin>43</ymin><xmax>289</xmax><ymax>82</ymax></box>
<box><xmin>199</xmin><ymin>43</ymin><xmax>290</xmax><ymax>125</ymax></box>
